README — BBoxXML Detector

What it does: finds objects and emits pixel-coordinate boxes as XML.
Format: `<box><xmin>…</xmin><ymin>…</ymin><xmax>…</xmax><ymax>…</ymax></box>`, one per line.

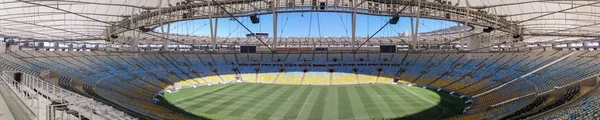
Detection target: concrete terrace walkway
<box><xmin>0</xmin><ymin>82</ymin><xmax>16</xmax><ymax>120</ymax></box>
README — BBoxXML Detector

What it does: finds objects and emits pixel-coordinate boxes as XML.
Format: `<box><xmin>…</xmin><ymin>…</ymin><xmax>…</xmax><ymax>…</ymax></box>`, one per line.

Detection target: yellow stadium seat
<box><xmin>304</xmin><ymin>72</ymin><xmax>328</xmax><ymax>85</ymax></box>
<box><xmin>203</xmin><ymin>76</ymin><xmax>222</xmax><ymax>83</ymax></box>
<box><xmin>276</xmin><ymin>72</ymin><xmax>302</xmax><ymax>84</ymax></box>
<box><xmin>239</xmin><ymin>73</ymin><xmax>257</xmax><ymax>83</ymax></box>
<box><xmin>220</xmin><ymin>74</ymin><xmax>237</xmax><ymax>81</ymax></box>
<box><xmin>258</xmin><ymin>73</ymin><xmax>278</xmax><ymax>83</ymax></box>
<box><xmin>358</xmin><ymin>73</ymin><xmax>378</xmax><ymax>83</ymax></box>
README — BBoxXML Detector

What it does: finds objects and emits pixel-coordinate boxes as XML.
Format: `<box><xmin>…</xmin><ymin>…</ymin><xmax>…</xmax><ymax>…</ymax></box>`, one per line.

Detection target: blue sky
<box><xmin>158</xmin><ymin>12</ymin><xmax>459</xmax><ymax>37</ymax></box>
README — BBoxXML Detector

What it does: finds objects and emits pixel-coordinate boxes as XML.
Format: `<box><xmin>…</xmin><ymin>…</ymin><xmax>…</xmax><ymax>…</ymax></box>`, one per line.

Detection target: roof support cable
<box><xmin>279</xmin><ymin>14</ymin><xmax>290</xmax><ymax>37</ymax></box>
<box><xmin>409</xmin><ymin>1</ymin><xmax>600</xmax><ymax>53</ymax></box>
<box><xmin>308</xmin><ymin>12</ymin><xmax>313</xmax><ymax>37</ymax></box>
<box><xmin>467</xmin><ymin>21</ymin><xmax>600</xmax><ymax>53</ymax></box>
<box><xmin>354</xmin><ymin>0</ymin><xmax>415</xmax><ymax>52</ymax></box>
<box><xmin>16</xmin><ymin>0</ymin><xmax>185</xmax><ymax>44</ymax></box>
<box><xmin>317</xmin><ymin>12</ymin><xmax>322</xmax><ymax>37</ymax></box>
<box><xmin>209</xmin><ymin>0</ymin><xmax>275</xmax><ymax>53</ymax></box>
<box><xmin>337</xmin><ymin>12</ymin><xmax>350</xmax><ymax>37</ymax></box>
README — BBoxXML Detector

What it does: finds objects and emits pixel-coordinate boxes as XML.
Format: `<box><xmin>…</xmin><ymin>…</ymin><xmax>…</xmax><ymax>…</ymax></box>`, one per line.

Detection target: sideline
<box><xmin>171</xmin><ymin>84</ymin><xmax>233</xmax><ymax>103</ymax></box>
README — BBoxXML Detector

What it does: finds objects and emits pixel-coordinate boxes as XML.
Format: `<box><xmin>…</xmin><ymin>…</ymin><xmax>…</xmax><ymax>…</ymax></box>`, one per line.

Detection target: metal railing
<box><xmin>0</xmin><ymin>71</ymin><xmax>135</xmax><ymax>120</ymax></box>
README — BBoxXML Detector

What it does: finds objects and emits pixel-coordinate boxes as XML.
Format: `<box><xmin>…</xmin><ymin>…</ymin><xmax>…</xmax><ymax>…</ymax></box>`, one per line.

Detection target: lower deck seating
<box><xmin>331</xmin><ymin>72</ymin><xmax>357</xmax><ymax>84</ymax></box>
<box><xmin>256</xmin><ymin>72</ymin><xmax>278</xmax><ymax>83</ymax></box>
<box><xmin>357</xmin><ymin>73</ymin><xmax>378</xmax><ymax>83</ymax></box>
<box><xmin>303</xmin><ymin>72</ymin><xmax>328</xmax><ymax>85</ymax></box>
<box><xmin>276</xmin><ymin>72</ymin><xmax>303</xmax><ymax>84</ymax></box>
<box><xmin>5</xmin><ymin>49</ymin><xmax>600</xmax><ymax>119</ymax></box>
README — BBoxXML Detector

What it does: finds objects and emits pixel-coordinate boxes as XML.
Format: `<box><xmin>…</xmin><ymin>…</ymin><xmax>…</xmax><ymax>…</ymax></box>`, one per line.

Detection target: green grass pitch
<box><xmin>158</xmin><ymin>83</ymin><xmax>466</xmax><ymax>120</ymax></box>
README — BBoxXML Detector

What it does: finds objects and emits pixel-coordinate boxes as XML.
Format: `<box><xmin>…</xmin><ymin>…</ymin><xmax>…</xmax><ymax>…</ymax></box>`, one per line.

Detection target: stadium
<box><xmin>0</xmin><ymin>0</ymin><xmax>599</xmax><ymax>120</ymax></box>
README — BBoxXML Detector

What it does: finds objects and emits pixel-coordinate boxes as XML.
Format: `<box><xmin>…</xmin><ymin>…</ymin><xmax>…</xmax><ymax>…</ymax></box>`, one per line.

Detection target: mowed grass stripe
<box><xmin>211</xmin><ymin>85</ymin><xmax>277</xmax><ymax>114</ymax></box>
<box><xmin>268</xmin><ymin>87</ymin><xmax>310</xmax><ymax>119</ymax></box>
<box><xmin>173</xmin><ymin>84</ymin><xmax>235</xmax><ymax>104</ymax></box>
<box><xmin>401</xmin><ymin>87</ymin><xmax>438</xmax><ymax>107</ymax></box>
<box><xmin>282</xmin><ymin>87</ymin><xmax>314</xmax><ymax>119</ymax></box>
<box><xmin>337</xmin><ymin>86</ymin><xmax>356</xmax><ymax>119</ymax></box>
<box><xmin>306</xmin><ymin>87</ymin><xmax>328</xmax><ymax>120</ymax></box>
<box><xmin>354</xmin><ymin>85</ymin><xmax>383</xmax><ymax>119</ymax></box>
<box><xmin>362</xmin><ymin>85</ymin><xmax>400</xmax><ymax>118</ymax></box>
<box><xmin>226</xmin><ymin>85</ymin><xmax>283</xmax><ymax>116</ymax></box>
<box><xmin>294</xmin><ymin>87</ymin><xmax>321</xmax><ymax>120</ymax></box>
<box><xmin>179</xmin><ymin>84</ymin><xmax>247</xmax><ymax>110</ymax></box>
<box><xmin>322</xmin><ymin>86</ymin><xmax>339</xmax><ymax>120</ymax></box>
<box><xmin>167</xmin><ymin>85</ymin><xmax>230</xmax><ymax>102</ymax></box>
<box><xmin>398</xmin><ymin>86</ymin><xmax>445</xmax><ymax>119</ymax></box>
<box><xmin>391</xmin><ymin>86</ymin><xmax>429</xmax><ymax>108</ymax></box>
<box><xmin>186</xmin><ymin>85</ymin><xmax>258</xmax><ymax>111</ymax></box>
<box><xmin>183</xmin><ymin>84</ymin><xmax>254</xmax><ymax>111</ymax></box>
<box><xmin>252</xmin><ymin>86</ymin><xmax>300</xmax><ymax>119</ymax></box>
<box><xmin>238</xmin><ymin>86</ymin><xmax>294</xmax><ymax>118</ymax></box>
<box><xmin>162</xmin><ymin>84</ymin><xmax>465</xmax><ymax>119</ymax></box>
<box><xmin>379</xmin><ymin>85</ymin><xmax>411</xmax><ymax>116</ymax></box>
<box><xmin>203</xmin><ymin>84</ymin><xmax>268</xmax><ymax>114</ymax></box>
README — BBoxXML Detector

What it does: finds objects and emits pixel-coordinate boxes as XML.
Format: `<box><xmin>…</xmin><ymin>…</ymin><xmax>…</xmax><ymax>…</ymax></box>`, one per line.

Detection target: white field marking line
<box><xmin>296</xmin><ymin>88</ymin><xmax>316</xmax><ymax>119</ymax></box>
<box><xmin>172</xmin><ymin>84</ymin><xmax>231</xmax><ymax>103</ymax></box>
<box><xmin>400</xmin><ymin>86</ymin><xmax>452</xmax><ymax>111</ymax></box>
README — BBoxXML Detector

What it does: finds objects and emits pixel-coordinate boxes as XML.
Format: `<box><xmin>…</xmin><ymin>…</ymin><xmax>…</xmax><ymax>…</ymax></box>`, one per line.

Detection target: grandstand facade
<box><xmin>1</xmin><ymin>0</ymin><xmax>600</xmax><ymax>120</ymax></box>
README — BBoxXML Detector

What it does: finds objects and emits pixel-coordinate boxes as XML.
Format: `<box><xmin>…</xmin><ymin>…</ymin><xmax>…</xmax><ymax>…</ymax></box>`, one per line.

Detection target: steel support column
<box><xmin>410</xmin><ymin>9</ymin><xmax>414</xmax><ymax>49</ymax></box>
<box><xmin>209</xmin><ymin>1</ymin><xmax>216</xmax><ymax>50</ymax></box>
<box><xmin>214</xmin><ymin>18</ymin><xmax>219</xmax><ymax>49</ymax></box>
<box><xmin>414</xmin><ymin>0</ymin><xmax>421</xmax><ymax>50</ymax></box>
<box><xmin>464</xmin><ymin>0</ymin><xmax>470</xmax><ymax>50</ymax></box>
<box><xmin>410</xmin><ymin>1</ymin><xmax>421</xmax><ymax>50</ymax></box>
<box><xmin>351</xmin><ymin>0</ymin><xmax>357</xmax><ymax>48</ymax></box>
<box><xmin>130</xmin><ymin>9</ymin><xmax>138</xmax><ymax>51</ymax></box>
<box><xmin>273</xmin><ymin>0</ymin><xmax>279</xmax><ymax>49</ymax></box>
<box><xmin>166</xmin><ymin>23</ymin><xmax>171</xmax><ymax>50</ymax></box>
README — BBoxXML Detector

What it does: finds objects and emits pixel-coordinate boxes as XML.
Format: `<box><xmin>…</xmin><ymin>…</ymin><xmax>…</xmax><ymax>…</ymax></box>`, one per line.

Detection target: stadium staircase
<box><xmin>329</xmin><ymin>72</ymin><xmax>333</xmax><ymax>85</ymax></box>
<box><xmin>299</xmin><ymin>72</ymin><xmax>306</xmax><ymax>84</ymax></box>
<box><xmin>354</xmin><ymin>73</ymin><xmax>360</xmax><ymax>84</ymax></box>
<box><xmin>272</xmin><ymin>72</ymin><xmax>282</xmax><ymax>84</ymax></box>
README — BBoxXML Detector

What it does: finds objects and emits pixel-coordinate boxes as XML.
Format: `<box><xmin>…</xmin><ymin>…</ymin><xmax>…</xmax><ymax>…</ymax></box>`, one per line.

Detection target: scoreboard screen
<box><xmin>380</xmin><ymin>45</ymin><xmax>397</xmax><ymax>53</ymax></box>
<box><xmin>240</xmin><ymin>46</ymin><xmax>256</xmax><ymax>53</ymax></box>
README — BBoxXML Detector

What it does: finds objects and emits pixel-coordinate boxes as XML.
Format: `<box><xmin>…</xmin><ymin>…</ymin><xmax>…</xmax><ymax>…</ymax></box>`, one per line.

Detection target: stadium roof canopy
<box><xmin>0</xmin><ymin>0</ymin><xmax>599</xmax><ymax>44</ymax></box>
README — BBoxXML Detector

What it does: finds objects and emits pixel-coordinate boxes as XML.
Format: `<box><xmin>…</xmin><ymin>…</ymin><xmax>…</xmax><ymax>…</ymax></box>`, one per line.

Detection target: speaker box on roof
<box><xmin>319</xmin><ymin>2</ymin><xmax>326</xmax><ymax>10</ymax></box>
<box><xmin>482</xmin><ymin>27</ymin><xmax>494</xmax><ymax>33</ymax></box>
<box><xmin>240</xmin><ymin>46</ymin><xmax>257</xmax><ymax>53</ymax></box>
<box><xmin>380</xmin><ymin>45</ymin><xmax>397</xmax><ymax>53</ymax></box>
<box><xmin>250</xmin><ymin>14</ymin><xmax>260</xmax><ymax>24</ymax></box>
<box><xmin>182</xmin><ymin>13</ymin><xmax>189</xmax><ymax>19</ymax></box>
<box><xmin>389</xmin><ymin>16</ymin><xmax>400</xmax><ymax>24</ymax></box>
<box><xmin>139</xmin><ymin>27</ymin><xmax>153</xmax><ymax>32</ymax></box>
<box><xmin>512</xmin><ymin>34</ymin><xmax>521</xmax><ymax>39</ymax></box>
